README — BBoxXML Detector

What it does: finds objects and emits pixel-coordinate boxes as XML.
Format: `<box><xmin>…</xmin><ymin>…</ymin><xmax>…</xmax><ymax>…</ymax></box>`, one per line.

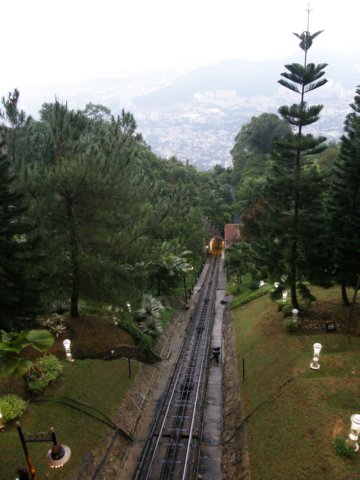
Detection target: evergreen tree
<box><xmin>261</xmin><ymin>27</ymin><xmax>328</xmax><ymax>309</ymax></box>
<box><xmin>1</xmin><ymin>89</ymin><xmax>28</xmax><ymax>171</ymax></box>
<box><xmin>0</xmin><ymin>137</ymin><xmax>41</xmax><ymax>329</ymax></box>
<box><xmin>329</xmin><ymin>85</ymin><xmax>360</xmax><ymax>306</ymax></box>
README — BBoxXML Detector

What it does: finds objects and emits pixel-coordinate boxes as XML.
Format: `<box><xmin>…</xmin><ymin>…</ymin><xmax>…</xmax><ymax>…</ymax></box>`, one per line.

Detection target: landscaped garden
<box><xmin>0</xmin><ymin>315</ymin><xmax>141</xmax><ymax>480</ymax></box>
<box><xmin>232</xmin><ymin>285</ymin><xmax>360</xmax><ymax>480</ymax></box>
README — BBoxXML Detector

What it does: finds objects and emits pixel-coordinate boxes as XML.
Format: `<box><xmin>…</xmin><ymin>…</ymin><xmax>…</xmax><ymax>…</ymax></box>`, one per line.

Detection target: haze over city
<box><xmin>2</xmin><ymin>0</ymin><xmax>360</xmax><ymax>90</ymax></box>
<box><xmin>2</xmin><ymin>0</ymin><xmax>360</xmax><ymax>169</ymax></box>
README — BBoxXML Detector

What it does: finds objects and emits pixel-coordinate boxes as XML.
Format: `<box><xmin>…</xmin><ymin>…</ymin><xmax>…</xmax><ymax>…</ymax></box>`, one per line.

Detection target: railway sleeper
<box><xmin>161</xmin><ymin>432</ymin><xmax>199</xmax><ymax>440</ymax></box>
<box><xmin>180</xmin><ymin>381</ymin><xmax>194</xmax><ymax>393</ymax></box>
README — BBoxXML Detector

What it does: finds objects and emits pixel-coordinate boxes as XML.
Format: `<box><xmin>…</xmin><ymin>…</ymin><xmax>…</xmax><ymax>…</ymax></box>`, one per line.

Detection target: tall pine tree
<box><xmin>0</xmin><ymin>136</ymin><xmax>41</xmax><ymax>329</ymax></box>
<box><xmin>330</xmin><ymin>85</ymin><xmax>360</xmax><ymax>307</ymax></box>
<box><xmin>262</xmin><ymin>22</ymin><xmax>328</xmax><ymax>309</ymax></box>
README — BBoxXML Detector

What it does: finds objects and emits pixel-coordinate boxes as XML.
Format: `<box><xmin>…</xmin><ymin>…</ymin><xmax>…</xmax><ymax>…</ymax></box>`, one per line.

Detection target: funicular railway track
<box><xmin>134</xmin><ymin>254</ymin><xmax>221</xmax><ymax>480</ymax></box>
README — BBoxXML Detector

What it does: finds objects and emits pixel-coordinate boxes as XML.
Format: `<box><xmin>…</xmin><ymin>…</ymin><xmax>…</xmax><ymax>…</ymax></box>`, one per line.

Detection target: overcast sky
<box><xmin>2</xmin><ymin>0</ymin><xmax>360</xmax><ymax>91</ymax></box>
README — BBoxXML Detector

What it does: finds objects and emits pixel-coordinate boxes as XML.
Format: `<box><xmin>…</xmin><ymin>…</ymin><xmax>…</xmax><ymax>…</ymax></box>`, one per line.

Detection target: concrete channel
<box><xmin>77</xmin><ymin>253</ymin><xmax>245</xmax><ymax>480</ymax></box>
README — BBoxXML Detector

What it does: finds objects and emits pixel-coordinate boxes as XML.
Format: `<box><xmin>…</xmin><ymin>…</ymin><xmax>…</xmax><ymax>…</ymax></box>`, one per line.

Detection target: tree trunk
<box><xmin>290</xmin><ymin>146</ymin><xmax>301</xmax><ymax>311</ymax></box>
<box><xmin>67</xmin><ymin>199</ymin><xmax>80</xmax><ymax>317</ymax></box>
<box><xmin>346</xmin><ymin>275</ymin><xmax>360</xmax><ymax>335</ymax></box>
<box><xmin>341</xmin><ymin>280</ymin><xmax>350</xmax><ymax>306</ymax></box>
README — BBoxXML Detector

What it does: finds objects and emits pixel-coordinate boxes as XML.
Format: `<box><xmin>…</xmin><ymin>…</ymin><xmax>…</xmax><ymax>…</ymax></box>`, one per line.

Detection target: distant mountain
<box><xmin>133</xmin><ymin>59</ymin><xmax>281</xmax><ymax>107</ymax></box>
<box><xmin>13</xmin><ymin>53</ymin><xmax>360</xmax><ymax>171</ymax></box>
<box><xmin>134</xmin><ymin>51</ymin><xmax>360</xmax><ymax>108</ymax></box>
<box><xmin>129</xmin><ymin>52</ymin><xmax>360</xmax><ymax>170</ymax></box>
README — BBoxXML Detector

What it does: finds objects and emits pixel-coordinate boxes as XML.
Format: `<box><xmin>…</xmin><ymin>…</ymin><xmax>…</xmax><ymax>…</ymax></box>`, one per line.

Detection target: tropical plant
<box><xmin>26</xmin><ymin>354</ymin><xmax>63</xmax><ymax>394</ymax></box>
<box><xmin>0</xmin><ymin>394</ymin><xmax>28</xmax><ymax>422</ymax></box>
<box><xmin>135</xmin><ymin>294</ymin><xmax>165</xmax><ymax>337</ymax></box>
<box><xmin>0</xmin><ymin>329</ymin><xmax>54</xmax><ymax>378</ymax></box>
<box><xmin>149</xmin><ymin>241</ymin><xmax>193</xmax><ymax>295</ymax></box>
<box><xmin>38</xmin><ymin>313</ymin><xmax>66</xmax><ymax>337</ymax></box>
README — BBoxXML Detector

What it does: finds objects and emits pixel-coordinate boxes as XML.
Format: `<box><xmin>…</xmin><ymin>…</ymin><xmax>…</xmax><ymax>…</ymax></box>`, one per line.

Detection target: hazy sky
<box><xmin>2</xmin><ymin>0</ymin><xmax>360</xmax><ymax>91</ymax></box>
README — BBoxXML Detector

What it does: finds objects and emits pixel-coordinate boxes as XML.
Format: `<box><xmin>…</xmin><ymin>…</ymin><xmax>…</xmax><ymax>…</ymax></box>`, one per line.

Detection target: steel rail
<box><xmin>134</xmin><ymin>262</ymin><xmax>213</xmax><ymax>480</ymax></box>
<box><xmin>182</xmin><ymin>260</ymin><xmax>219</xmax><ymax>479</ymax></box>
<box><xmin>161</xmin><ymin>258</ymin><xmax>218</xmax><ymax>478</ymax></box>
<box><xmin>134</xmin><ymin>255</ymin><xmax>220</xmax><ymax>480</ymax></box>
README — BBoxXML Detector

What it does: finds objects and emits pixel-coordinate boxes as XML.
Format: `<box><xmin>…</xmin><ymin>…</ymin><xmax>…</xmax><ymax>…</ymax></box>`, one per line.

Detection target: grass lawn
<box><xmin>0</xmin><ymin>316</ymin><xmax>140</xmax><ymax>480</ymax></box>
<box><xmin>232</xmin><ymin>286</ymin><xmax>360</xmax><ymax>480</ymax></box>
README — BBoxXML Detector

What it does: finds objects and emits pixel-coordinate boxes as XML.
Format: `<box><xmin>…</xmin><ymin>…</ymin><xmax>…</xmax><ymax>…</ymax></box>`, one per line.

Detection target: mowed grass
<box><xmin>232</xmin><ymin>287</ymin><xmax>360</xmax><ymax>480</ymax></box>
<box><xmin>1</xmin><ymin>310</ymin><xmax>177</xmax><ymax>480</ymax></box>
<box><xmin>1</xmin><ymin>358</ymin><xmax>139</xmax><ymax>480</ymax></box>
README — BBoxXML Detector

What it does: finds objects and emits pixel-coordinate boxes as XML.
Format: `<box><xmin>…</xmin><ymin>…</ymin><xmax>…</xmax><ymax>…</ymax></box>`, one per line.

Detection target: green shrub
<box><xmin>231</xmin><ymin>286</ymin><xmax>271</xmax><ymax>309</ymax></box>
<box><xmin>27</xmin><ymin>355</ymin><xmax>63</xmax><ymax>394</ymax></box>
<box><xmin>0</xmin><ymin>395</ymin><xmax>28</xmax><ymax>422</ymax></box>
<box><xmin>120</xmin><ymin>318</ymin><xmax>154</xmax><ymax>351</ymax></box>
<box><xmin>283</xmin><ymin>317</ymin><xmax>301</xmax><ymax>332</ymax></box>
<box><xmin>335</xmin><ymin>436</ymin><xmax>356</xmax><ymax>459</ymax></box>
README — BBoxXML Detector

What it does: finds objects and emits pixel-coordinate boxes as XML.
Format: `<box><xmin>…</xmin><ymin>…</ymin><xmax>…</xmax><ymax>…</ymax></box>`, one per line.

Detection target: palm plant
<box><xmin>135</xmin><ymin>294</ymin><xmax>165</xmax><ymax>337</ymax></box>
<box><xmin>150</xmin><ymin>241</ymin><xmax>193</xmax><ymax>295</ymax></box>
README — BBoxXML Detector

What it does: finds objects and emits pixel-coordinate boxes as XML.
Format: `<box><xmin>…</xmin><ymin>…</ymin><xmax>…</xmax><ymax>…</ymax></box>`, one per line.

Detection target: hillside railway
<box><xmin>133</xmin><ymin>251</ymin><xmax>221</xmax><ymax>480</ymax></box>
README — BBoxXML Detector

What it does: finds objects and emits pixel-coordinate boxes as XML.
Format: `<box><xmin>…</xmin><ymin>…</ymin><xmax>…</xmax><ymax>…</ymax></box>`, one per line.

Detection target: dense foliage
<box><xmin>328</xmin><ymin>85</ymin><xmax>360</xmax><ymax>306</ymax></box>
<box><xmin>0</xmin><ymin>93</ymin><xmax>231</xmax><ymax>333</ymax></box>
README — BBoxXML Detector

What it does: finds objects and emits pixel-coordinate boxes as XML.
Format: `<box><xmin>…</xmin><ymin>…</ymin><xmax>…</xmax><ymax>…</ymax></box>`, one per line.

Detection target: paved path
<box><xmin>198</xmin><ymin>252</ymin><xmax>227</xmax><ymax>479</ymax></box>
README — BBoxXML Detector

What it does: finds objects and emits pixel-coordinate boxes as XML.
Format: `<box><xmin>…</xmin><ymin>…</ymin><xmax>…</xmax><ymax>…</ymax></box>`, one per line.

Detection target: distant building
<box><xmin>215</xmin><ymin>89</ymin><xmax>237</xmax><ymax>99</ymax></box>
<box><xmin>224</xmin><ymin>224</ymin><xmax>241</xmax><ymax>249</ymax></box>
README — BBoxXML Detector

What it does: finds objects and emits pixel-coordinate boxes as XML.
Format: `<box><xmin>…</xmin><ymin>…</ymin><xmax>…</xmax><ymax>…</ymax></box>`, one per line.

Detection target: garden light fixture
<box><xmin>62</xmin><ymin>339</ymin><xmax>74</xmax><ymax>362</ymax></box>
<box><xmin>16</xmin><ymin>422</ymin><xmax>71</xmax><ymax>480</ymax></box>
<box><xmin>47</xmin><ymin>442</ymin><xmax>72</xmax><ymax>468</ymax></box>
<box><xmin>0</xmin><ymin>408</ymin><xmax>4</xmax><ymax>430</ymax></box>
<box><xmin>282</xmin><ymin>290</ymin><xmax>288</xmax><ymax>301</ymax></box>
<box><xmin>347</xmin><ymin>414</ymin><xmax>360</xmax><ymax>452</ymax></box>
<box><xmin>310</xmin><ymin>342</ymin><xmax>322</xmax><ymax>370</ymax></box>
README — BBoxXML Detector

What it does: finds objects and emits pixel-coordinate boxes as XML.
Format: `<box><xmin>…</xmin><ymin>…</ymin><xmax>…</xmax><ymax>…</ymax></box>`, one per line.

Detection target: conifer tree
<box><xmin>264</xmin><ymin>21</ymin><xmax>328</xmax><ymax>309</ymax></box>
<box><xmin>330</xmin><ymin>85</ymin><xmax>360</xmax><ymax>306</ymax></box>
<box><xmin>0</xmin><ymin>137</ymin><xmax>41</xmax><ymax>329</ymax></box>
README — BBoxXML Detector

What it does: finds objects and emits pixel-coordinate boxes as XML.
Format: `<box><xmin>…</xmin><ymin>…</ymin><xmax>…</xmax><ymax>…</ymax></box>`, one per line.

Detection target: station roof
<box><xmin>224</xmin><ymin>224</ymin><xmax>241</xmax><ymax>247</ymax></box>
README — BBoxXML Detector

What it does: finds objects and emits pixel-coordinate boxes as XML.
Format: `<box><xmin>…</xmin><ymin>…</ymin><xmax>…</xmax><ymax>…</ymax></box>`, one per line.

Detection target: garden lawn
<box><xmin>232</xmin><ymin>287</ymin><xmax>360</xmax><ymax>480</ymax></box>
<box><xmin>1</xmin><ymin>358</ymin><xmax>139</xmax><ymax>480</ymax></box>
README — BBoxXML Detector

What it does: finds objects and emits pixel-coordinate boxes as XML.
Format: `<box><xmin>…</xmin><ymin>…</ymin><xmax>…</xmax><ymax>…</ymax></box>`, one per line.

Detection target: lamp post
<box><xmin>16</xmin><ymin>422</ymin><xmax>71</xmax><ymax>480</ymax></box>
<box><xmin>309</xmin><ymin>342</ymin><xmax>322</xmax><ymax>370</ymax></box>
<box><xmin>183</xmin><ymin>273</ymin><xmax>188</xmax><ymax>303</ymax></box>
<box><xmin>62</xmin><ymin>339</ymin><xmax>74</xmax><ymax>362</ymax></box>
<box><xmin>183</xmin><ymin>266</ymin><xmax>194</xmax><ymax>304</ymax></box>
<box><xmin>347</xmin><ymin>414</ymin><xmax>360</xmax><ymax>452</ymax></box>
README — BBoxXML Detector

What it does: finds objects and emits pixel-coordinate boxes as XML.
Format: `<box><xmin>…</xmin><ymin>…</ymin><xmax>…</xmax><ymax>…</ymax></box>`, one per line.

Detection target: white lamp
<box><xmin>62</xmin><ymin>339</ymin><xmax>74</xmax><ymax>362</ymax></box>
<box><xmin>347</xmin><ymin>414</ymin><xmax>360</xmax><ymax>452</ymax></box>
<box><xmin>47</xmin><ymin>444</ymin><xmax>72</xmax><ymax>468</ymax></box>
<box><xmin>310</xmin><ymin>342</ymin><xmax>322</xmax><ymax>370</ymax></box>
<box><xmin>0</xmin><ymin>409</ymin><xmax>4</xmax><ymax>430</ymax></box>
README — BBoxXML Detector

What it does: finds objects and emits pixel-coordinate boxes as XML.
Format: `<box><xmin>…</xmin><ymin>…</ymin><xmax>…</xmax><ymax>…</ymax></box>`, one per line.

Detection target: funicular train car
<box><xmin>209</xmin><ymin>237</ymin><xmax>224</xmax><ymax>255</ymax></box>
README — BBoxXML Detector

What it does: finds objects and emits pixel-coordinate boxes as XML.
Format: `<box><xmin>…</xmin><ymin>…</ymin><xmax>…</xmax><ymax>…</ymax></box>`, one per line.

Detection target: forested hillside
<box><xmin>227</xmin><ymin>29</ymin><xmax>360</xmax><ymax>331</ymax></box>
<box><xmin>0</xmin><ymin>93</ymin><xmax>233</xmax><ymax>330</ymax></box>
